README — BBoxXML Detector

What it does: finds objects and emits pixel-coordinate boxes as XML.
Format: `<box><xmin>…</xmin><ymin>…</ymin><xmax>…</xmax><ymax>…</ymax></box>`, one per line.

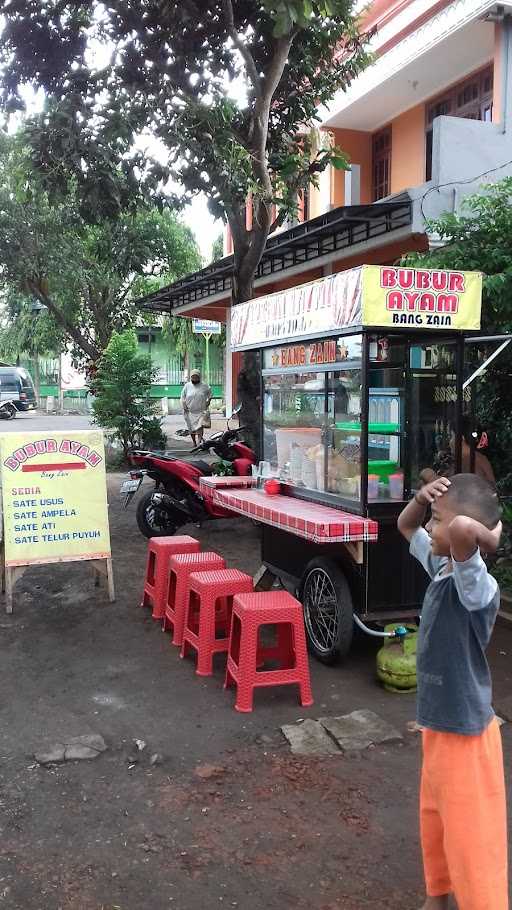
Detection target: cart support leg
<box><xmin>253</xmin><ymin>566</ymin><xmax>277</xmax><ymax>592</ymax></box>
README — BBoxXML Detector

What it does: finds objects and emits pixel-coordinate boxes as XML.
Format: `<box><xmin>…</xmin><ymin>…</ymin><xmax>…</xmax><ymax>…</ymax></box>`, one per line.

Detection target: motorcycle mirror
<box><xmin>227</xmin><ymin>403</ymin><xmax>242</xmax><ymax>429</ymax></box>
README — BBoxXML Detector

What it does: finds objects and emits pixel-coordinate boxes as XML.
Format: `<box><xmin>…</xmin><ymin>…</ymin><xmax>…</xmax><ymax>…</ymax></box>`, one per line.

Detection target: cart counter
<box><xmin>200</xmin><ymin>476</ymin><xmax>378</xmax><ymax>546</ymax></box>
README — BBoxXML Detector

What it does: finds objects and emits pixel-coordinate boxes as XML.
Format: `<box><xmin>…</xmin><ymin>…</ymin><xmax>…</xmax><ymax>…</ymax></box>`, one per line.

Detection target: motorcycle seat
<box><xmin>188</xmin><ymin>460</ymin><xmax>213</xmax><ymax>475</ymax></box>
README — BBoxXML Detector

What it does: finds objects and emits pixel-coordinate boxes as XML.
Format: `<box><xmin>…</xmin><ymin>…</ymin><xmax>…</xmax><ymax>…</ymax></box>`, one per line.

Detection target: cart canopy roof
<box><xmin>231</xmin><ymin>265</ymin><xmax>483</xmax><ymax>351</ymax></box>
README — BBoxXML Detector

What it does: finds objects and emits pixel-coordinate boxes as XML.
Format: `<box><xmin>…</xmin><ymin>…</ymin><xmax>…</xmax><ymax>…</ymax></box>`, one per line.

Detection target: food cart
<box><xmin>200</xmin><ymin>264</ymin><xmax>509</xmax><ymax>663</ymax></box>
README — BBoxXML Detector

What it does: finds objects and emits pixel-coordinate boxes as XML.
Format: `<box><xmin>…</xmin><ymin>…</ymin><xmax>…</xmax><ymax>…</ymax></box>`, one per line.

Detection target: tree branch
<box><xmin>27</xmin><ymin>280</ymin><xmax>99</xmax><ymax>361</ymax></box>
<box><xmin>269</xmin><ymin>208</ymin><xmax>288</xmax><ymax>235</ymax></box>
<box><xmin>221</xmin><ymin>0</ymin><xmax>262</xmax><ymax>99</ymax></box>
<box><xmin>250</xmin><ymin>33</ymin><xmax>295</xmax><ymax>205</ymax></box>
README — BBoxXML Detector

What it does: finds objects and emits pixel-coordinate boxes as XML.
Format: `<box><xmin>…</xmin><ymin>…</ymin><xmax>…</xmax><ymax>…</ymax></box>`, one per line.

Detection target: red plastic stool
<box><xmin>164</xmin><ymin>552</ymin><xmax>225</xmax><ymax>646</ymax></box>
<box><xmin>141</xmin><ymin>536</ymin><xmax>200</xmax><ymax>620</ymax></box>
<box><xmin>181</xmin><ymin>569</ymin><xmax>254</xmax><ymax>676</ymax></box>
<box><xmin>224</xmin><ymin>591</ymin><xmax>314</xmax><ymax>713</ymax></box>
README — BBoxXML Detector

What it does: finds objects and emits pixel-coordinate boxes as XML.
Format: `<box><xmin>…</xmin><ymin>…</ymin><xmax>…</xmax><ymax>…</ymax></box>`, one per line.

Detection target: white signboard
<box><xmin>230</xmin><ymin>268</ymin><xmax>363</xmax><ymax>350</ymax></box>
<box><xmin>192</xmin><ymin>319</ymin><xmax>222</xmax><ymax>335</ymax></box>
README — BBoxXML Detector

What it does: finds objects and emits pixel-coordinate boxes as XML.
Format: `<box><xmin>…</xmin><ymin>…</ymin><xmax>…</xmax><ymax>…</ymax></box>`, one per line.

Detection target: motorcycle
<box><xmin>0</xmin><ymin>399</ymin><xmax>17</xmax><ymax>420</ymax></box>
<box><xmin>120</xmin><ymin>408</ymin><xmax>257</xmax><ymax>538</ymax></box>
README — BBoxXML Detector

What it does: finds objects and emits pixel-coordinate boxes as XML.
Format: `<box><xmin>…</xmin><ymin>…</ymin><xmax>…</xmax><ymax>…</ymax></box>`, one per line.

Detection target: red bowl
<box><xmin>264</xmin><ymin>479</ymin><xmax>281</xmax><ymax>495</ymax></box>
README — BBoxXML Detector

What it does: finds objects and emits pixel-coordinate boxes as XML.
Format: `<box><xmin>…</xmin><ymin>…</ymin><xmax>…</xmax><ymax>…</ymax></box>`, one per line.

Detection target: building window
<box><xmin>372</xmin><ymin>127</ymin><xmax>391</xmax><ymax>201</ymax></box>
<box><xmin>425</xmin><ymin>66</ymin><xmax>493</xmax><ymax>181</ymax></box>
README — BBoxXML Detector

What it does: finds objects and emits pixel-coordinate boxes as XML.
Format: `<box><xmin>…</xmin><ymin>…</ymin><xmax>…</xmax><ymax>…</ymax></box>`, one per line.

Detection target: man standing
<box><xmin>181</xmin><ymin>369</ymin><xmax>212</xmax><ymax>448</ymax></box>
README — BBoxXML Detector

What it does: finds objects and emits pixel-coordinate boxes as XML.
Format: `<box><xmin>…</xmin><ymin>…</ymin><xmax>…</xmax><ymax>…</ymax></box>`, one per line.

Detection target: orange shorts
<box><xmin>421</xmin><ymin>717</ymin><xmax>508</xmax><ymax>909</ymax></box>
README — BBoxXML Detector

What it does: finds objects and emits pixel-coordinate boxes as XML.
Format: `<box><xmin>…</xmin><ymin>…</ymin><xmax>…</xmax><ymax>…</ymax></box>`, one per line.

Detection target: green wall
<box><xmin>22</xmin><ymin>326</ymin><xmax>225</xmax><ymax>402</ymax></box>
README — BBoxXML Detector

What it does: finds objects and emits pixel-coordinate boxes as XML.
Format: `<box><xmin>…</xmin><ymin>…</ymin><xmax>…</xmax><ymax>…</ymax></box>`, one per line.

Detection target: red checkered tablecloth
<box><xmin>199</xmin><ymin>477</ymin><xmax>378</xmax><ymax>544</ymax></box>
<box><xmin>200</xmin><ymin>475</ymin><xmax>256</xmax><ymax>503</ymax></box>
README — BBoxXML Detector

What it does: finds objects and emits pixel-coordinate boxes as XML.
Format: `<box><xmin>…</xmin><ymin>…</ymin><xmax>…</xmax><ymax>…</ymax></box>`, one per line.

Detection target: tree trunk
<box><xmin>233</xmin><ymin>272</ymin><xmax>262</xmax><ymax>456</ymax></box>
<box><xmin>230</xmin><ymin>205</ymin><xmax>274</xmax><ymax>456</ymax></box>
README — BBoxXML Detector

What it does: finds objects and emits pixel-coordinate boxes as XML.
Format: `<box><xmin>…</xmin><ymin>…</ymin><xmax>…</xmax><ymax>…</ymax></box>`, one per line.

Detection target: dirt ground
<box><xmin>1</xmin><ymin>473</ymin><xmax>511</xmax><ymax>910</ymax></box>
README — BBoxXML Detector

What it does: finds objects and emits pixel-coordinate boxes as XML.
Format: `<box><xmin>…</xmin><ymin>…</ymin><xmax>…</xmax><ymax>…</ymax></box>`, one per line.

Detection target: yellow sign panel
<box><xmin>0</xmin><ymin>430</ymin><xmax>111</xmax><ymax>568</ymax></box>
<box><xmin>361</xmin><ymin>265</ymin><xmax>482</xmax><ymax>331</ymax></box>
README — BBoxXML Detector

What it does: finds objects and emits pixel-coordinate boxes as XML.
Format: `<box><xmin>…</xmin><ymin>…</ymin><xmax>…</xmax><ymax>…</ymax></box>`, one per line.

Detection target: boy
<box><xmin>397</xmin><ymin>473</ymin><xmax>507</xmax><ymax>910</ymax></box>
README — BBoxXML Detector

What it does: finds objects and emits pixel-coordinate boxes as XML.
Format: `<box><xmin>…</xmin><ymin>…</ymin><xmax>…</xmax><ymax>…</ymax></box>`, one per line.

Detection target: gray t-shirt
<box><xmin>410</xmin><ymin>528</ymin><xmax>500</xmax><ymax>735</ymax></box>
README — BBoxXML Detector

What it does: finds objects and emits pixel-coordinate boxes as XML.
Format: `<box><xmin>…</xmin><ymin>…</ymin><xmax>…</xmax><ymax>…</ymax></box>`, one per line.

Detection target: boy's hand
<box><xmin>398</xmin><ymin>477</ymin><xmax>450</xmax><ymax>542</ymax></box>
<box><xmin>415</xmin><ymin>476</ymin><xmax>451</xmax><ymax>506</ymax></box>
<box><xmin>419</xmin><ymin>468</ymin><xmax>436</xmax><ymax>487</ymax></box>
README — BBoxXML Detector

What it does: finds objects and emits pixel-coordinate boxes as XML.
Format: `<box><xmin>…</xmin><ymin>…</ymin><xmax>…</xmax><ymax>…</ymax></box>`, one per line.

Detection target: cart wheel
<box><xmin>300</xmin><ymin>557</ymin><xmax>353</xmax><ymax>664</ymax></box>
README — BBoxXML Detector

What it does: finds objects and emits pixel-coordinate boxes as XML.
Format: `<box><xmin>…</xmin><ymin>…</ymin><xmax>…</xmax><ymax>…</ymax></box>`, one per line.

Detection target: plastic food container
<box><xmin>302</xmin><ymin>458</ymin><xmax>317</xmax><ymax>489</ymax></box>
<box><xmin>290</xmin><ymin>444</ymin><xmax>304</xmax><ymax>484</ymax></box>
<box><xmin>368</xmin><ymin>460</ymin><xmax>398</xmax><ymax>482</ymax></box>
<box><xmin>264</xmin><ymin>479</ymin><xmax>281</xmax><ymax>495</ymax></box>
<box><xmin>368</xmin><ymin>474</ymin><xmax>379</xmax><ymax>499</ymax></box>
<box><xmin>274</xmin><ymin>427</ymin><xmax>322</xmax><ymax>468</ymax></box>
<box><xmin>389</xmin><ymin>472</ymin><xmax>404</xmax><ymax>500</ymax></box>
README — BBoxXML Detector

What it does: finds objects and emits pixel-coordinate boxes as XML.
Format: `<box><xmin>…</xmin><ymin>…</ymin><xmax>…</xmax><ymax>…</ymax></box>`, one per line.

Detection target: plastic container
<box><xmin>389</xmin><ymin>472</ymin><xmax>404</xmax><ymax>500</ymax></box>
<box><xmin>315</xmin><ymin>452</ymin><xmax>326</xmax><ymax>491</ymax></box>
<box><xmin>302</xmin><ymin>457</ymin><xmax>317</xmax><ymax>490</ymax></box>
<box><xmin>290</xmin><ymin>444</ymin><xmax>304</xmax><ymax>484</ymax></box>
<box><xmin>368</xmin><ymin>474</ymin><xmax>379</xmax><ymax>499</ymax></box>
<box><xmin>258</xmin><ymin>460</ymin><xmax>271</xmax><ymax>478</ymax></box>
<box><xmin>264</xmin><ymin>479</ymin><xmax>281</xmax><ymax>495</ymax></box>
<box><xmin>367</xmin><ymin>460</ymin><xmax>398</xmax><ymax>482</ymax></box>
<box><xmin>274</xmin><ymin>427</ymin><xmax>322</xmax><ymax>468</ymax></box>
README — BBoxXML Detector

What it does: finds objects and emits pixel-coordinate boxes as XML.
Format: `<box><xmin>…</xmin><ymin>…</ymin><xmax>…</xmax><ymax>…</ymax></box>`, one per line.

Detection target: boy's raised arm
<box><xmin>449</xmin><ymin>516</ymin><xmax>502</xmax><ymax>563</ymax></box>
<box><xmin>398</xmin><ymin>477</ymin><xmax>451</xmax><ymax>543</ymax></box>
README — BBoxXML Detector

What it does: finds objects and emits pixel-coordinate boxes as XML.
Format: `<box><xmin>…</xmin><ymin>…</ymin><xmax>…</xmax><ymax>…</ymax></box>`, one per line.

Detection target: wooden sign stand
<box><xmin>0</xmin><ymin>542</ymin><xmax>115</xmax><ymax>614</ymax></box>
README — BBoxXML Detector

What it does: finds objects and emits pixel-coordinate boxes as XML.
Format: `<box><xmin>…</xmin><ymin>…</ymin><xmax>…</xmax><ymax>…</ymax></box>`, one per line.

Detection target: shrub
<box><xmin>92</xmin><ymin>330</ymin><xmax>164</xmax><ymax>461</ymax></box>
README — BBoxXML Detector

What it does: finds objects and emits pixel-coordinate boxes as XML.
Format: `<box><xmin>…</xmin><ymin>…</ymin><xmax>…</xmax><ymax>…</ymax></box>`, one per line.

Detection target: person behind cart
<box><xmin>420</xmin><ymin>418</ymin><xmax>496</xmax><ymax>489</ymax></box>
<box><xmin>398</xmin><ymin>475</ymin><xmax>505</xmax><ymax>910</ymax></box>
<box><xmin>180</xmin><ymin>369</ymin><xmax>212</xmax><ymax>449</ymax></box>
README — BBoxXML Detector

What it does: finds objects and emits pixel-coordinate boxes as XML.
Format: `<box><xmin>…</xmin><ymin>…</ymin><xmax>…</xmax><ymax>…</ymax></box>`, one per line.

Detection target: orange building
<box><xmin>140</xmin><ymin>0</ymin><xmax>512</xmax><ymax>408</ymax></box>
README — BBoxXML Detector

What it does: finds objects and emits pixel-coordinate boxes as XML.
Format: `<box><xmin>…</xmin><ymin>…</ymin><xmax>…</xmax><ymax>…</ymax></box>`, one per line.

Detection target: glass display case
<box><xmin>262</xmin><ymin>335</ymin><xmax>409</xmax><ymax>509</ymax></box>
<box><xmin>262</xmin><ymin>333</ymin><xmax>478</xmax><ymax>512</ymax></box>
<box><xmin>408</xmin><ymin>341</ymin><xmax>461</xmax><ymax>486</ymax></box>
<box><xmin>263</xmin><ymin>335</ymin><xmax>368</xmax><ymax>509</ymax></box>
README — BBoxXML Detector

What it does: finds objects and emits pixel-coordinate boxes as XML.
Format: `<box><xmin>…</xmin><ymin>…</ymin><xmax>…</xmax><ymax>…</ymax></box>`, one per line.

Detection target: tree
<box><xmin>0</xmin><ymin>1</ymin><xmax>370</xmax><ymax>446</ymax></box>
<box><xmin>0</xmin><ymin>290</ymin><xmax>64</xmax><ymax>401</ymax></box>
<box><xmin>92</xmin><ymin>330</ymin><xmax>166</xmax><ymax>461</ymax></box>
<box><xmin>0</xmin><ymin>1</ymin><xmax>369</xmax><ymax>304</ymax></box>
<box><xmin>405</xmin><ymin>178</ymin><xmax>512</xmax><ymax>490</ymax></box>
<box><xmin>0</xmin><ymin>133</ymin><xmax>202</xmax><ymax>363</ymax></box>
<box><xmin>211</xmin><ymin>234</ymin><xmax>225</xmax><ymax>263</ymax></box>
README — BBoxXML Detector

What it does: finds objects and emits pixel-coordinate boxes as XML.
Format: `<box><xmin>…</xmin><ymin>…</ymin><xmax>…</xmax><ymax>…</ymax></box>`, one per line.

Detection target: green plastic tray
<box><xmin>335</xmin><ymin>422</ymin><xmax>400</xmax><ymax>433</ymax></box>
<box><xmin>368</xmin><ymin>460</ymin><xmax>398</xmax><ymax>481</ymax></box>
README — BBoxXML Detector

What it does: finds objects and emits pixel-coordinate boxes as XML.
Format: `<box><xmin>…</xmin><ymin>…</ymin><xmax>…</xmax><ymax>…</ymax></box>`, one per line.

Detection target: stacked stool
<box><xmin>164</xmin><ymin>551</ymin><xmax>225</xmax><ymax>646</ymax></box>
<box><xmin>181</xmin><ymin>568</ymin><xmax>254</xmax><ymax>676</ymax></box>
<box><xmin>141</xmin><ymin>535</ymin><xmax>200</xmax><ymax>621</ymax></box>
<box><xmin>141</xmin><ymin>536</ymin><xmax>313</xmax><ymax>712</ymax></box>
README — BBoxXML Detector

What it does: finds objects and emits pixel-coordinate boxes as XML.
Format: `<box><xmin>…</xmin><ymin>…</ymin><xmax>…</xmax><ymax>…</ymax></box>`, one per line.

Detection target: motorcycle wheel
<box><xmin>136</xmin><ymin>491</ymin><xmax>182</xmax><ymax>539</ymax></box>
<box><xmin>0</xmin><ymin>403</ymin><xmax>17</xmax><ymax>420</ymax></box>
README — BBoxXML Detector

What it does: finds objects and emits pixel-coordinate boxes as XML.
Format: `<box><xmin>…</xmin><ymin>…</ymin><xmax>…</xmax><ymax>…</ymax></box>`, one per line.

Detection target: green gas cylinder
<box><xmin>376</xmin><ymin>624</ymin><xmax>418</xmax><ymax>693</ymax></box>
